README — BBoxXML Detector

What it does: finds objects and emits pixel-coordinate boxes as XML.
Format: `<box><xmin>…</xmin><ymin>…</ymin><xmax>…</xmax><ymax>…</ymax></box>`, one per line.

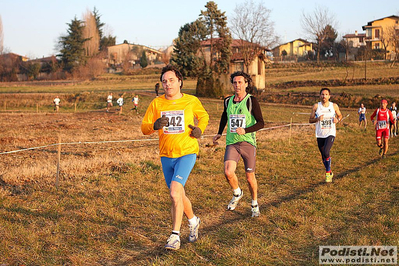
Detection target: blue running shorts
<box><xmin>161</xmin><ymin>154</ymin><xmax>197</xmax><ymax>188</ymax></box>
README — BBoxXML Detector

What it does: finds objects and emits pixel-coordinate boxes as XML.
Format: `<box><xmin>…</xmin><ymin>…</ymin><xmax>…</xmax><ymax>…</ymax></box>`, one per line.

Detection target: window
<box><xmin>375</xmin><ymin>29</ymin><xmax>380</xmax><ymax>39</ymax></box>
<box><xmin>375</xmin><ymin>43</ymin><xmax>380</xmax><ymax>49</ymax></box>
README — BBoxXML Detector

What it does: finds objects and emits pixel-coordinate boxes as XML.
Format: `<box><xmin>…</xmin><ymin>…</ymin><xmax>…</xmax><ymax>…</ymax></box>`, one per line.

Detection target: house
<box><xmin>341</xmin><ymin>31</ymin><xmax>367</xmax><ymax>61</ymax></box>
<box><xmin>362</xmin><ymin>15</ymin><xmax>399</xmax><ymax>58</ymax></box>
<box><xmin>107</xmin><ymin>42</ymin><xmax>163</xmax><ymax>68</ymax></box>
<box><xmin>342</xmin><ymin>31</ymin><xmax>366</xmax><ymax>48</ymax></box>
<box><xmin>0</xmin><ymin>53</ymin><xmax>29</xmax><ymax>62</ymax></box>
<box><xmin>200</xmin><ymin>39</ymin><xmax>269</xmax><ymax>91</ymax></box>
<box><xmin>272</xmin><ymin>39</ymin><xmax>314</xmax><ymax>61</ymax></box>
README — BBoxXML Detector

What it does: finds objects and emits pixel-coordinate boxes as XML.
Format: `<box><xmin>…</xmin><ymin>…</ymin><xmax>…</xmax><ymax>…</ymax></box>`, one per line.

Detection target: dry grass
<box><xmin>0</xmin><ymin>64</ymin><xmax>398</xmax><ymax>265</ymax></box>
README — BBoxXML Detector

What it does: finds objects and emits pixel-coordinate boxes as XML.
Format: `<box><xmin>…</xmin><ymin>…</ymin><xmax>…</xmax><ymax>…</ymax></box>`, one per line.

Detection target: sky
<box><xmin>0</xmin><ymin>0</ymin><xmax>398</xmax><ymax>59</ymax></box>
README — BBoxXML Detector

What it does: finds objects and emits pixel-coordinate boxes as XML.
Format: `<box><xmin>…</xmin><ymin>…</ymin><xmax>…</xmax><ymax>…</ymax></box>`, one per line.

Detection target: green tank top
<box><xmin>226</xmin><ymin>94</ymin><xmax>257</xmax><ymax>147</ymax></box>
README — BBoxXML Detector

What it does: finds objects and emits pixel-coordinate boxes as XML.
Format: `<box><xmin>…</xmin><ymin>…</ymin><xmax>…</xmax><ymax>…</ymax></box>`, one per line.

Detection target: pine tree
<box><xmin>140</xmin><ymin>50</ymin><xmax>148</xmax><ymax>68</ymax></box>
<box><xmin>58</xmin><ymin>17</ymin><xmax>89</xmax><ymax>72</ymax></box>
<box><xmin>171</xmin><ymin>20</ymin><xmax>207</xmax><ymax>78</ymax></box>
<box><xmin>172</xmin><ymin>1</ymin><xmax>232</xmax><ymax>97</ymax></box>
<box><xmin>93</xmin><ymin>7</ymin><xmax>116</xmax><ymax>51</ymax></box>
<box><xmin>197</xmin><ymin>1</ymin><xmax>232</xmax><ymax>97</ymax></box>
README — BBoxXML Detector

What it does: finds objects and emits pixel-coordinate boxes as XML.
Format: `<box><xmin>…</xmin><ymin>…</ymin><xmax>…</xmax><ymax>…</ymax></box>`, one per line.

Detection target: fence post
<box><xmin>75</xmin><ymin>100</ymin><xmax>77</xmax><ymax>112</ymax></box>
<box><xmin>55</xmin><ymin>135</ymin><xmax>61</xmax><ymax>188</ymax></box>
<box><xmin>36</xmin><ymin>104</ymin><xmax>39</xmax><ymax>113</ymax></box>
<box><xmin>289</xmin><ymin>117</ymin><xmax>293</xmax><ymax>145</ymax></box>
<box><xmin>4</xmin><ymin>101</ymin><xmax>6</xmax><ymax>111</ymax></box>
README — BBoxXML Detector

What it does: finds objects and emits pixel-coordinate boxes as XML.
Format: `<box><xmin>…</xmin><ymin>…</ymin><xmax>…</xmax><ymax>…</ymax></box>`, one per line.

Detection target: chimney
<box><xmin>355</xmin><ymin>30</ymin><xmax>358</xmax><ymax>36</ymax></box>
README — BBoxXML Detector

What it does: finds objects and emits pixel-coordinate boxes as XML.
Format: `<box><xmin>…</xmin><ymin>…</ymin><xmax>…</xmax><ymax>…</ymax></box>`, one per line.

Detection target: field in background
<box><xmin>0</xmin><ymin>62</ymin><xmax>398</xmax><ymax>265</ymax></box>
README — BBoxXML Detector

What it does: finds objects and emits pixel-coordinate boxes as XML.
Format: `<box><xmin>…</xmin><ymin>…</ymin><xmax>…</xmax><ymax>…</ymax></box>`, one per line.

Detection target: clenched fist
<box><xmin>188</xmin><ymin>124</ymin><xmax>202</xmax><ymax>138</ymax></box>
<box><xmin>154</xmin><ymin>115</ymin><xmax>169</xmax><ymax>130</ymax></box>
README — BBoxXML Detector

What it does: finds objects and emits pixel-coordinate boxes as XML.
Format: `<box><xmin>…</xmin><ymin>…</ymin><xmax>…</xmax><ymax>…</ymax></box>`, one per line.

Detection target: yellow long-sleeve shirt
<box><xmin>141</xmin><ymin>94</ymin><xmax>209</xmax><ymax>158</ymax></box>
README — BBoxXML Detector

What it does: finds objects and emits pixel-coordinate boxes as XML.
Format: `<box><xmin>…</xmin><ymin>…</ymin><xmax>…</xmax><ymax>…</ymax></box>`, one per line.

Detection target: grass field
<box><xmin>0</xmin><ymin>62</ymin><xmax>398</xmax><ymax>265</ymax></box>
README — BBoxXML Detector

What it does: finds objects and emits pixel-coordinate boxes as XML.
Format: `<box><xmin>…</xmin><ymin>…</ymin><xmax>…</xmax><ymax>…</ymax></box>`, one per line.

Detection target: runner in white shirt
<box><xmin>389</xmin><ymin>102</ymin><xmax>397</xmax><ymax>137</ymax></box>
<box><xmin>106</xmin><ymin>93</ymin><xmax>113</xmax><ymax>112</ymax></box>
<box><xmin>117</xmin><ymin>95</ymin><xmax>124</xmax><ymax>114</ymax></box>
<box><xmin>358</xmin><ymin>103</ymin><xmax>367</xmax><ymax>129</ymax></box>
<box><xmin>132</xmin><ymin>94</ymin><xmax>139</xmax><ymax>114</ymax></box>
<box><xmin>309</xmin><ymin>88</ymin><xmax>343</xmax><ymax>183</ymax></box>
<box><xmin>53</xmin><ymin>96</ymin><xmax>60</xmax><ymax>112</ymax></box>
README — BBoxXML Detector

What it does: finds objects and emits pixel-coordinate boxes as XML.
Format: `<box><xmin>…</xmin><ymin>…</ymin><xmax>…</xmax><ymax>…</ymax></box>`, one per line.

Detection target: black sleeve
<box><xmin>245</xmin><ymin>96</ymin><xmax>264</xmax><ymax>133</ymax></box>
<box><xmin>217</xmin><ymin>97</ymin><xmax>230</xmax><ymax>135</ymax></box>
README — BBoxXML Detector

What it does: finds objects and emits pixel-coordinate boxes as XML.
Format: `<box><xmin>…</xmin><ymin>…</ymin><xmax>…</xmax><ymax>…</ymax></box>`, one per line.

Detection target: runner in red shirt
<box><xmin>370</xmin><ymin>99</ymin><xmax>394</xmax><ymax>158</ymax></box>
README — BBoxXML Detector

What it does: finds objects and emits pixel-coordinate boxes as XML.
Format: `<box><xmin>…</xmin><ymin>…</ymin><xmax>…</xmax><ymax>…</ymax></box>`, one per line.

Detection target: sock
<box><xmin>172</xmin><ymin>231</ymin><xmax>180</xmax><ymax>236</ymax></box>
<box><xmin>323</xmin><ymin>157</ymin><xmax>331</xmax><ymax>172</ymax></box>
<box><xmin>188</xmin><ymin>216</ymin><xmax>197</xmax><ymax>225</ymax></box>
<box><xmin>251</xmin><ymin>200</ymin><xmax>258</xmax><ymax>207</ymax></box>
<box><xmin>233</xmin><ymin>187</ymin><xmax>242</xmax><ymax>196</ymax></box>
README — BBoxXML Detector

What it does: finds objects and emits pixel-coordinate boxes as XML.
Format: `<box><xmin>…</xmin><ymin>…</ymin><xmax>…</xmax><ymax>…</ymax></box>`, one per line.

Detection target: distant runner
<box><xmin>358</xmin><ymin>103</ymin><xmax>367</xmax><ymax>129</ymax></box>
<box><xmin>117</xmin><ymin>95</ymin><xmax>124</xmax><ymax>114</ymax></box>
<box><xmin>389</xmin><ymin>102</ymin><xmax>397</xmax><ymax>137</ymax></box>
<box><xmin>106</xmin><ymin>92</ymin><xmax>113</xmax><ymax>112</ymax></box>
<box><xmin>53</xmin><ymin>96</ymin><xmax>60</xmax><ymax>112</ymax></box>
<box><xmin>370</xmin><ymin>99</ymin><xmax>394</xmax><ymax>158</ymax></box>
<box><xmin>309</xmin><ymin>88</ymin><xmax>343</xmax><ymax>183</ymax></box>
<box><xmin>132</xmin><ymin>94</ymin><xmax>139</xmax><ymax>114</ymax></box>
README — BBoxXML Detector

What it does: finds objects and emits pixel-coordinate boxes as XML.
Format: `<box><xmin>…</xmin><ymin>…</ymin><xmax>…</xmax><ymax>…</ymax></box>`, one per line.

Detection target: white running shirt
<box><xmin>315</xmin><ymin>102</ymin><xmax>336</xmax><ymax>138</ymax></box>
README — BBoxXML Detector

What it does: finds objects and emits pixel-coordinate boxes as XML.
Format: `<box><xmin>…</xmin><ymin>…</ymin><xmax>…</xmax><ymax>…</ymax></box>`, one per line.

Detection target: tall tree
<box><xmin>320</xmin><ymin>24</ymin><xmax>338</xmax><ymax>59</ymax></box>
<box><xmin>83</xmin><ymin>9</ymin><xmax>100</xmax><ymax>57</ymax></box>
<box><xmin>301</xmin><ymin>5</ymin><xmax>336</xmax><ymax>63</ymax></box>
<box><xmin>0</xmin><ymin>15</ymin><xmax>3</xmax><ymax>54</ymax></box>
<box><xmin>93</xmin><ymin>7</ymin><xmax>116</xmax><ymax>51</ymax></box>
<box><xmin>58</xmin><ymin>17</ymin><xmax>89</xmax><ymax>72</ymax></box>
<box><xmin>171</xmin><ymin>20</ymin><xmax>207</xmax><ymax>78</ymax></box>
<box><xmin>200</xmin><ymin>1</ymin><xmax>232</xmax><ymax>75</ymax></box>
<box><xmin>230</xmin><ymin>0</ymin><xmax>278</xmax><ymax>71</ymax></box>
<box><xmin>197</xmin><ymin>1</ymin><xmax>232</xmax><ymax>97</ymax></box>
<box><xmin>140</xmin><ymin>50</ymin><xmax>148</xmax><ymax>68</ymax></box>
<box><xmin>387</xmin><ymin>25</ymin><xmax>399</xmax><ymax>65</ymax></box>
<box><xmin>172</xmin><ymin>1</ymin><xmax>231</xmax><ymax>97</ymax></box>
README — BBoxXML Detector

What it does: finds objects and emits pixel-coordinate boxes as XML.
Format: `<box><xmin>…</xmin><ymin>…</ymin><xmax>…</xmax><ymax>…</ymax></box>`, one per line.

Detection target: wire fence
<box><xmin>0</xmin><ymin>122</ymin><xmax>314</xmax><ymax>155</ymax></box>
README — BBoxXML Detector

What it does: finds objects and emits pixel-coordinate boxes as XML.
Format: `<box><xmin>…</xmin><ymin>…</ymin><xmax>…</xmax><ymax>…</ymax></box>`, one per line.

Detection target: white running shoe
<box><xmin>227</xmin><ymin>190</ymin><xmax>243</xmax><ymax>210</ymax></box>
<box><xmin>188</xmin><ymin>217</ymin><xmax>200</xmax><ymax>243</ymax></box>
<box><xmin>165</xmin><ymin>234</ymin><xmax>180</xmax><ymax>250</ymax></box>
<box><xmin>251</xmin><ymin>205</ymin><xmax>260</xmax><ymax>217</ymax></box>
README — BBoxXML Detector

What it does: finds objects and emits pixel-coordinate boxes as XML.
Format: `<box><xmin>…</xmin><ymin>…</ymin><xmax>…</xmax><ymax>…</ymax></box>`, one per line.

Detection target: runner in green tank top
<box><xmin>213</xmin><ymin>71</ymin><xmax>264</xmax><ymax>217</ymax></box>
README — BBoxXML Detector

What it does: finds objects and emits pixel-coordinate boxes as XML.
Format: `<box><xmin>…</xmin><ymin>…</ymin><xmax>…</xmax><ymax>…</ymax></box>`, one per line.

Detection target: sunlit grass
<box><xmin>0</xmin><ymin>64</ymin><xmax>398</xmax><ymax>265</ymax></box>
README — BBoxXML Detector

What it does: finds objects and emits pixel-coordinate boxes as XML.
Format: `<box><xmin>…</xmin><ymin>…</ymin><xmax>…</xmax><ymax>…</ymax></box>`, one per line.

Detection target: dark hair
<box><xmin>230</xmin><ymin>71</ymin><xmax>252</xmax><ymax>87</ymax></box>
<box><xmin>160</xmin><ymin>64</ymin><xmax>183</xmax><ymax>89</ymax></box>
<box><xmin>320</xmin><ymin>88</ymin><xmax>330</xmax><ymax>95</ymax></box>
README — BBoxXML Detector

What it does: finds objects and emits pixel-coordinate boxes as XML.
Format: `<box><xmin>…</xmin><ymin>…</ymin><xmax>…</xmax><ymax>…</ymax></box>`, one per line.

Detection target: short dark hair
<box><xmin>230</xmin><ymin>71</ymin><xmax>252</xmax><ymax>87</ymax></box>
<box><xmin>160</xmin><ymin>64</ymin><xmax>183</xmax><ymax>89</ymax></box>
<box><xmin>320</xmin><ymin>88</ymin><xmax>330</xmax><ymax>95</ymax></box>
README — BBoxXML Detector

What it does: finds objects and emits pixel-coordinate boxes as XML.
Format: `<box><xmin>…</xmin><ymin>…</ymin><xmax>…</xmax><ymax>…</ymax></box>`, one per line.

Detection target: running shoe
<box><xmin>382</xmin><ymin>154</ymin><xmax>386</xmax><ymax>159</ymax></box>
<box><xmin>379</xmin><ymin>147</ymin><xmax>383</xmax><ymax>156</ymax></box>
<box><xmin>325</xmin><ymin>172</ymin><xmax>333</xmax><ymax>183</ymax></box>
<box><xmin>251</xmin><ymin>205</ymin><xmax>260</xmax><ymax>217</ymax></box>
<box><xmin>165</xmin><ymin>234</ymin><xmax>180</xmax><ymax>250</ymax></box>
<box><xmin>227</xmin><ymin>190</ymin><xmax>243</xmax><ymax>210</ymax></box>
<box><xmin>188</xmin><ymin>217</ymin><xmax>200</xmax><ymax>243</ymax></box>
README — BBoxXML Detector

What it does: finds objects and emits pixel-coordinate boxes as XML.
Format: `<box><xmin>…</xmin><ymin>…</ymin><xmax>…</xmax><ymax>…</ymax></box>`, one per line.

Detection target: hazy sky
<box><xmin>1</xmin><ymin>0</ymin><xmax>398</xmax><ymax>58</ymax></box>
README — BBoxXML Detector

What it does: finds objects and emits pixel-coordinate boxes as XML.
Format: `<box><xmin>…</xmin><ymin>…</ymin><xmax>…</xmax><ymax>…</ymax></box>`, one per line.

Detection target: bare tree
<box><xmin>82</xmin><ymin>9</ymin><xmax>100</xmax><ymax>57</ymax></box>
<box><xmin>387</xmin><ymin>25</ymin><xmax>399</xmax><ymax>66</ymax></box>
<box><xmin>301</xmin><ymin>5</ymin><xmax>336</xmax><ymax>63</ymax></box>
<box><xmin>0</xmin><ymin>15</ymin><xmax>3</xmax><ymax>54</ymax></box>
<box><xmin>230</xmin><ymin>0</ymin><xmax>278</xmax><ymax>71</ymax></box>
